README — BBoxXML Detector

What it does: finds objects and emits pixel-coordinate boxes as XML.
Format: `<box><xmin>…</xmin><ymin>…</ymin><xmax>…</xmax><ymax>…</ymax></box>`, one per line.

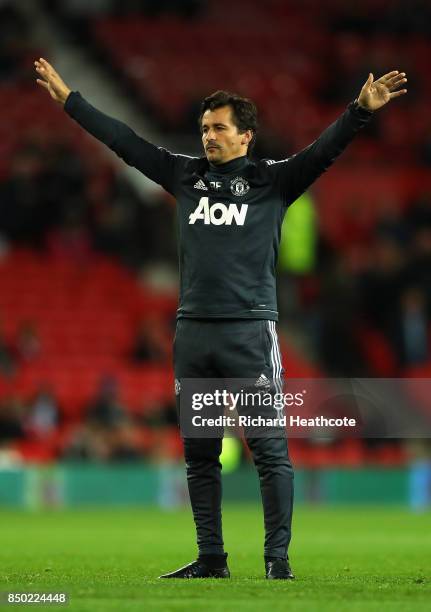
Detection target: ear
<box><xmin>241</xmin><ymin>130</ymin><xmax>253</xmax><ymax>146</ymax></box>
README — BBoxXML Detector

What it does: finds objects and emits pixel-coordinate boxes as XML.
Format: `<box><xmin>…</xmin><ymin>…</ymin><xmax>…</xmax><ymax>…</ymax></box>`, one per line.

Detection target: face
<box><xmin>201</xmin><ymin>105</ymin><xmax>252</xmax><ymax>164</ymax></box>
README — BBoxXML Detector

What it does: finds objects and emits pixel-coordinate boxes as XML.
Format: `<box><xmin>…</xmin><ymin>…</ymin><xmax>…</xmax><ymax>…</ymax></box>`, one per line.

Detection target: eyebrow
<box><xmin>202</xmin><ymin>122</ymin><xmax>229</xmax><ymax>129</ymax></box>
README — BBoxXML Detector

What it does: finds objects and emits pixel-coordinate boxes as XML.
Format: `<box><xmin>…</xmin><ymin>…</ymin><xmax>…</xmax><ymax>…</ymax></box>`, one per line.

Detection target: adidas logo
<box><xmin>194</xmin><ymin>179</ymin><xmax>208</xmax><ymax>191</ymax></box>
<box><xmin>255</xmin><ymin>373</ymin><xmax>270</xmax><ymax>388</ymax></box>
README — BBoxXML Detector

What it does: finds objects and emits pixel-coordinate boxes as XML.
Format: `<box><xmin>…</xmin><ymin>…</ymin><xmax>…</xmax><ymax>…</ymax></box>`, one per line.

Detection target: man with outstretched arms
<box><xmin>35</xmin><ymin>57</ymin><xmax>407</xmax><ymax>579</ymax></box>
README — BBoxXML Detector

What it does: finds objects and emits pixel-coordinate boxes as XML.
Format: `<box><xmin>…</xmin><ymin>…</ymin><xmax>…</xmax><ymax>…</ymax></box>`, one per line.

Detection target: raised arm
<box><xmin>268</xmin><ymin>70</ymin><xmax>408</xmax><ymax>206</ymax></box>
<box><xmin>34</xmin><ymin>58</ymin><xmax>182</xmax><ymax>194</ymax></box>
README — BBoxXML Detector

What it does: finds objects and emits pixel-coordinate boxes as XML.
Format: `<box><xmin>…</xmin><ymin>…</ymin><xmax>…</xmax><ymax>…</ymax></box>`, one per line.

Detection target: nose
<box><xmin>204</xmin><ymin>127</ymin><xmax>217</xmax><ymax>142</ymax></box>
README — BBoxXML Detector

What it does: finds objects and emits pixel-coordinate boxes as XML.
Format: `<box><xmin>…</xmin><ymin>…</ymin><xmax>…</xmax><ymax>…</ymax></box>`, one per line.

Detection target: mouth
<box><xmin>206</xmin><ymin>145</ymin><xmax>220</xmax><ymax>151</ymax></box>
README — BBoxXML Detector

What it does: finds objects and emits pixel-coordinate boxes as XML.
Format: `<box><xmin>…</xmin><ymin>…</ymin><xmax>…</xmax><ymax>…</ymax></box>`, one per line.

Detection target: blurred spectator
<box><xmin>406</xmin><ymin>192</ymin><xmax>431</xmax><ymax>233</ymax></box>
<box><xmin>27</xmin><ymin>386</ymin><xmax>59</xmax><ymax>437</ymax></box>
<box><xmin>0</xmin><ymin>320</ymin><xmax>16</xmax><ymax>377</ymax></box>
<box><xmin>0</xmin><ymin>146</ymin><xmax>45</xmax><ymax>246</ymax></box>
<box><xmin>86</xmin><ymin>375</ymin><xmax>128</xmax><ymax>427</ymax></box>
<box><xmin>0</xmin><ymin>1</ymin><xmax>30</xmax><ymax>83</ymax></box>
<box><xmin>139</xmin><ymin>399</ymin><xmax>177</xmax><ymax>429</ymax></box>
<box><xmin>40</xmin><ymin>140</ymin><xmax>88</xmax><ymax>224</ymax></box>
<box><xmin>407</xmin><ymin>228</ymin><xmax>431</xmax><ymax>312</ymax></box>
<box><xmin>407</xmin><ymin>439</ymin><xmax>431</xmax><ymax>511</ymax></box>
<box><xmin>0</xmin><ymin>138</ymin><xmax>89</xmax><ymax>249</ymax></box>
<box><xmin>374</xmin><ymin>195</ymin><xmax>408</xmax><ymax>246</ymax></box>
<box><xmin>62</xmin><ymin>422</ymin><xmax>145</xmax><ymax>462</ymax></box>
<box><xmin>390</xmin><ymin>287</ymin><xmax>430</xmax><ymax>367</ymax></box>
<box><xmin>92</xmin><ymin>188</ymin><xmax>136</xmax><ymax>262</ymax></box>
<box><xmin>62</xmin><ymin>423</ymin><xmax>112</xmax><ymax>461</ymax></box>
<box><xmin>15</xmin><ymin>321</ymin><xmax>42</xmax><ymax>363</ymax></box>
<box><xmin>130</xmin><ymin>317</ymin><xmax>171</xmax><ymax>364</ymax></box>
<box><xmin>109</xmin><ymin>423</ymin><xmax>142</xmax><ymax>461</ymax></box>
<box><xmin>314</xmin><ymin>261</ymin><xmax>370</xmax><ymax>376</ymax></box>
<box><xmin>0</xmin><ymin>395</ymin><xmax>26</xmax><ymax>442</ymax></box>
<box><xmin>0</xmin><ymin>36</ymin><xmax>25</xmax><ymax>83</ymax></box>
<box><xmin>358</xmin><ymin>237</ymin><xmax>408</xmax><ymax>331</ymax></box>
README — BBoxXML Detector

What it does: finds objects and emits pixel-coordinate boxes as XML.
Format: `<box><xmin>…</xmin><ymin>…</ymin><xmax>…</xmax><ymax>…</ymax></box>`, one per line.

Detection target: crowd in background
<box><xmin>0</xmin><ymin>375</ymin><xmax>178</xmax><ymax>462</ymax></box>
<box><xmin>0</xmin><ymin>136</ymin><xmax>177</xmax><ymax>269</ymax></box>
<box><xmin>298</xmin><ymin>190</ymin><xmax>431</xmax><ymax>375</ymax></box>
<box><xmin>1</xmin><ymin>0</ymin><xmax>431</xmax><ymax>465</ymax></box>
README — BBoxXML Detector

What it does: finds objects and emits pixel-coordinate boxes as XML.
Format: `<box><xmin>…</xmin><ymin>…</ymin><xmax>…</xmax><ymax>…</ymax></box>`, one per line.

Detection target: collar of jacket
<box><xmin>208</xmin><ymin>155</ymin><xmax>249</xmax><ymax>174</ymax></box>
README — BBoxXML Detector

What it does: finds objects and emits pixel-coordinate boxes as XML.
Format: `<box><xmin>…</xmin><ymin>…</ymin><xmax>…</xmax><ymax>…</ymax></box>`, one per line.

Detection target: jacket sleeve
<box><xmin>64</xmin><ymin>91</ymin><xmax>183</xmax><ymax>195</ymax></box>
<box><xmin>266</xmin><ymin>100</ymin><xmax>374</xmax><ymax>206</ymax></box>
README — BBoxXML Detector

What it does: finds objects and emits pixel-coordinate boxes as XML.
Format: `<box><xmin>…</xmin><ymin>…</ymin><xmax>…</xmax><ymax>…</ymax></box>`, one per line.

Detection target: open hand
<box><xmin>358</xmin><ymin>71</ymin><xmax>408</xmax><ymax>111</ymax></box>
<box><xmin>34</xmin><ymin>58</ymin><xmax>71</xmax><ymax>106</ymax></box>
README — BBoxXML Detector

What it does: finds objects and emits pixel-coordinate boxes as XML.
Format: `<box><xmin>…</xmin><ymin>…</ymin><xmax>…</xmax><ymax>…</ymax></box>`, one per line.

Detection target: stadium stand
<box><xmin>1</xmin><ymin>0</ymin><xmax>430</xmax><ymax>467</ymax></box>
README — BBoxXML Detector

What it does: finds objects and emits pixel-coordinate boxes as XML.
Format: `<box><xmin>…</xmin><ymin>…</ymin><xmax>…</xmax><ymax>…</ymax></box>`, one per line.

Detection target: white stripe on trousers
<box><xmin>267</xmin><ymin>321</ymin><xmax>283</xmax><ymax>397</ymax></box>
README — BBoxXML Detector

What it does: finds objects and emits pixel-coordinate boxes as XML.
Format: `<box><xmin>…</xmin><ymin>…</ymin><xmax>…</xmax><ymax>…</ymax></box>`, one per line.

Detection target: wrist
<box><xmin>60</xmin><ymin>88</ymin><xmax>71</xmax><ymax>106</ymax></box>
<box><xmin>354</xmin><ymin>98</ymin><xmax>374</xmax><ymax>114</ymax></box>
<box><xmin>355</xmin><ymin>98</ymin><xmax>373</xmax><ymax>112</ymax></box>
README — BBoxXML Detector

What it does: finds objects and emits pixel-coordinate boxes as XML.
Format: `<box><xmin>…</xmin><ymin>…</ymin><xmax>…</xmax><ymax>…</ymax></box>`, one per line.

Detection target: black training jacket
<box><xmin>65</xmin><ymin>92</ymin><xmax>373</xmax><ymax>321</ymax></box>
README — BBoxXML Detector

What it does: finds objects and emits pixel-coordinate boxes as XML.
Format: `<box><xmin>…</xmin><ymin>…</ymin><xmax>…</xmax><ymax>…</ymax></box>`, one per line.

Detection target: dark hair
<box><xmin>199</xmin><ymin>90</ymin><xmax>258</xmax><ymax>156</ymax></box>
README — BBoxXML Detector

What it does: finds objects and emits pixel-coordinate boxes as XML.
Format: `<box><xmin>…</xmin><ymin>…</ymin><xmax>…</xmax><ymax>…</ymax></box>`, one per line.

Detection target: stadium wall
<box><xmin>0</xmin><ymin>465</ymin><xmax>413</xmax><ymax>508</ymax></box>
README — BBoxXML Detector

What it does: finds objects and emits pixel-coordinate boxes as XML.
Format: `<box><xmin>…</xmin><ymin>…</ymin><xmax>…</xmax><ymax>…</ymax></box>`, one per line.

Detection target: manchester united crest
<box><xmin>230</xmin><ymin>176</ymin><xmax>250</xmax><ymax>197</ymax></box>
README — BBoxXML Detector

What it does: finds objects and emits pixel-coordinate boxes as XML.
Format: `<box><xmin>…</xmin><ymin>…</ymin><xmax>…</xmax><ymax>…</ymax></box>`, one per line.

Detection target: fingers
<box><xmin>377</xmin><ymin>70</ymin><xmax>404</xmax><ymax>84</ymax></box>
<box><xmin>389</xmin><ymin>74</ymin><xmax>407</xmax><ymax>91</ymax></box>
<box><xmin>377</xmin><ymin>70</ymin><xmax>407</xmax><ymax>86</ymax></box>
<box><xmin>383</xmin><ymin>72</ymin><xmax>407</xmax><ymax>91</ymax></box>
<box><xmin>36</xmin><ymin>78</ymin><xmax>49</xmax><ymax>90</ymax></box>
<box><xmin>34</xmin><ymin>60</ymin><xmax>48</xmax><ymax>82</ymax></box>
<box><xmin>379</xmin><ymin>70</ymin><xmax>400</xmax><ymax>81</ymax></box>
<box><xmin>34</xmin><ymin>57</ymin><xmax>56</xmax><ymax>82</ymax></box>
<box><xmin>389</xmin><ymin>88</ymin><xmax>408</xmax><ymax>99</ymax></box>
<box><xmin>38</xmin><ymin>57</ymin><xmax>52</xmax><ymax>71</ymax></box>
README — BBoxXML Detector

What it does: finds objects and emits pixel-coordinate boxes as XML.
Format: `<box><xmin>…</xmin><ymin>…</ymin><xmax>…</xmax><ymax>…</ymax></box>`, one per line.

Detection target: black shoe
<box><xmin>265</xmin><ymin>558</ymin><xmax>295</xmax><ymax>580</ymax></box>
<box><xmin>159</xmin><ymin>557</ymin><xmax>230</xmax><ymax>579</ymax></box>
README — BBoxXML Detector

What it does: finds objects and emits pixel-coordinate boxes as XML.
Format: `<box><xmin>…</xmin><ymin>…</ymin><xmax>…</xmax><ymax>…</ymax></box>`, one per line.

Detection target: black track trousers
<box><xmin>174</xmin><ymin>318</ymin><xmax>294</xmax><ymax>559</ymax></box>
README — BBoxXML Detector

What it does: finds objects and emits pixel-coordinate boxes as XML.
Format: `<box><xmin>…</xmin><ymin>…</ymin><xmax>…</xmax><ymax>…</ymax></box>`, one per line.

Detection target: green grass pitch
<box><xmin>0</xmin><ymin>505</ymin><xmax>430</xmax><ymax>611</ymax></box>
